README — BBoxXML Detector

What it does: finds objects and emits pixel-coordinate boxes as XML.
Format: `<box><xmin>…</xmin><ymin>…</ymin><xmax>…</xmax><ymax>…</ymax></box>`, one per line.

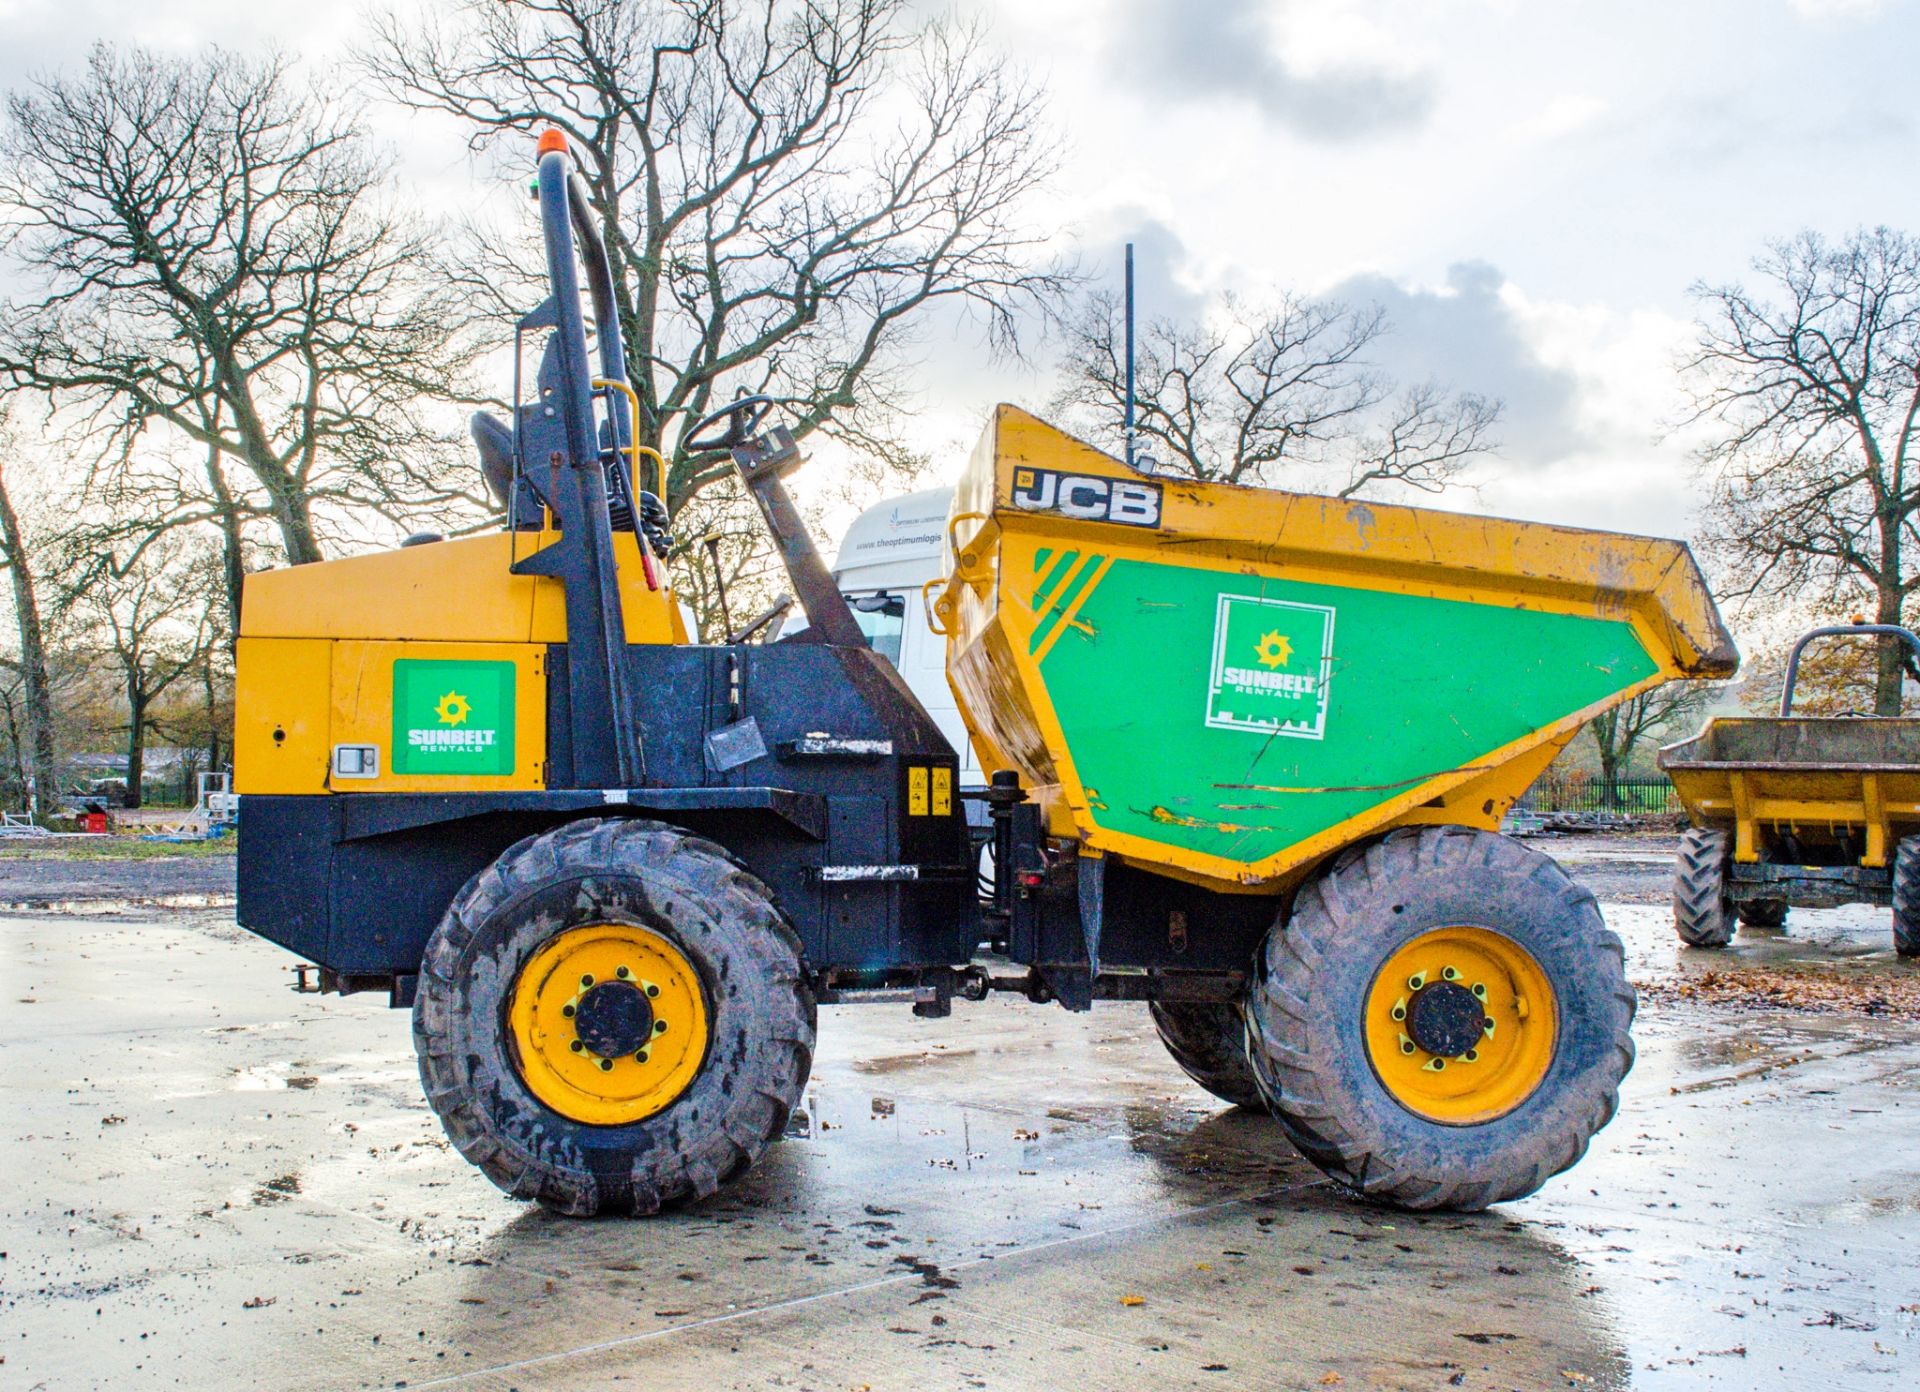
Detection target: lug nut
<box><xmin>580</xmin><ymin>974</ymin><xmax>594</xmax><ymax>988</ymax></box>
<box><xmin>1483</xmin><ymin>1017</ymin><xmax>1496</xmax><ymax>1035</ymax></box>
<box><xmin>1390</xmin><ymin>1004</ymin><xmax>1406</xmax><ymax>1022</ymax></box>
<box><xmin>569</xmin><ymin>1039</ymin><xmax>584</xmax><ymax>1053</ymax></box>
<box><xmin>1407</xmin><ymin>971</ymin><xmax>1426</xmax><ymax>990</ymax></box>
<box><xmin>598</xmin><ymin>1058</ymin><xmax>613</xmax><ymax>1072</ymax></box>
<box><xmin>1442</xmin><ymin>965</ymin><xmax>1459</xmax><ymax>981</ymax></box>
<box><xmin>636</xmin><ymin>1049</ymin><xmax>650</xmax><ymax>1063</ymax></box>
<box><xmin>1471</xmin><ymin>983</ymin><xmax>1487</xmax><ymax>1000</ymax></box>
<box><xmin>562</xmin><ymin>1003</ymin><xmax>576</xmax><ymax>1018</ymax></box>
<box><xmin>616</xmin><ymin>965</ymin><xmax>630</xmax><ymax>979</ymax></box>
<box><xmin>1464</xmin><ymin>1049</ymin><xmax>1479</xmax><ymax>1063</ymax></box>
<box><xmin>1400</xmin><ymin>1040</ymin><xmax>1416</xmax><ymax>1055</ymax></box>
<box><xmin>654</xmin><ymin>1020</ymin><xmax>668</xmax><ymax>1035</ymax></box>
<box><xmin>645</xmin><ymin>984</ymin><xmax>660</xmax><ymax>998</ymax></box>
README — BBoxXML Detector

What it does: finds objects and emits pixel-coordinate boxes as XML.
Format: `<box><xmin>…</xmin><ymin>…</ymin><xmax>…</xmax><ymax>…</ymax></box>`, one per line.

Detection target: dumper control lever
<box><xmin>685</xmin><ymin>395</ymin><xmax>868</xmax><ymax>649</ymax></box>
<box><xmin>684</xmin><ymin>395</ymin><xmax>775</xmax><ymax>453</ymax></box>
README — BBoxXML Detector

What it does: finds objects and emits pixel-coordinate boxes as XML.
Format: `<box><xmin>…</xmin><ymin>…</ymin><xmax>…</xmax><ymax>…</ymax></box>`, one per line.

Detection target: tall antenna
<box><xmin>1123</xmin><ymin>241</ymin><xmax>1137</xmax><ymax>468</ymax></box>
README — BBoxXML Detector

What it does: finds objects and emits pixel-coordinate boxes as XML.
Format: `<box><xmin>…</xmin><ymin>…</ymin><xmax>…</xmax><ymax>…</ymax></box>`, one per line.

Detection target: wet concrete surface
<box><xmin>3</xmin><ymin>840</ymin><xmax>1918</xmax><ymax>1390</ymax></box>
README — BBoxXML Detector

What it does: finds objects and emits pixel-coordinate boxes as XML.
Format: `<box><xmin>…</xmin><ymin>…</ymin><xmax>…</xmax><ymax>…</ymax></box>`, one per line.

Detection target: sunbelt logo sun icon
<box><xmin>435</xmin><ymin>691</ymin><xmax>472</xmax><ymax>726</ymax></box>
<box><xmin>1254</xmin><ymin>630</ymin><xmax>1293</xmax><ymax>669</ymax></box>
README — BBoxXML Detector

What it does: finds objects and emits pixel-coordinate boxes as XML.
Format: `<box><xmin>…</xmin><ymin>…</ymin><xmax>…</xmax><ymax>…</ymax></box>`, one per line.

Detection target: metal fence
<box><xmin>1517</xmin><ymin>773</ymin><xmax>1682</xmax><ymax>817</ymax></box>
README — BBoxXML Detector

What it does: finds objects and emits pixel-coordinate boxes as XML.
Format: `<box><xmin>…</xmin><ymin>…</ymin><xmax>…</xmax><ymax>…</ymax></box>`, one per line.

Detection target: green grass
<box><xmin>0</xmin><ymin>834</ymin><xmax>237</xmax><ymax>860</ymax></box>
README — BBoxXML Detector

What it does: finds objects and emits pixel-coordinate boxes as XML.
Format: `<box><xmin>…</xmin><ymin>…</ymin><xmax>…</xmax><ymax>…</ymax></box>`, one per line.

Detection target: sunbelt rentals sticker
<box><xmin>392</xmin><ymin>659</ymin><xmax>516</xmax><ymax>776</ymax></box>
<box><xmin>1205</xmin><ymin>595</ymin><xmax>1335</xmax><ymax>740</ymax></box>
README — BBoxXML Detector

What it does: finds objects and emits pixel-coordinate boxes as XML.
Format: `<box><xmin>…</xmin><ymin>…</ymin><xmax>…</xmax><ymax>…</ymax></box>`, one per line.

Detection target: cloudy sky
<box><xmin>4</xmin><ymin>0</ymin><xmax>1918</xmax><ymax>544</ymax></box>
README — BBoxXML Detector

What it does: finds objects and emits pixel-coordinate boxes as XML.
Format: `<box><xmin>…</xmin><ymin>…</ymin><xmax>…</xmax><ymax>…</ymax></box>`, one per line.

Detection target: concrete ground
<box><xmin>3</xmin><ymin>835</ymin><xmax>1917</xmax><ymax>1391</ymax></box>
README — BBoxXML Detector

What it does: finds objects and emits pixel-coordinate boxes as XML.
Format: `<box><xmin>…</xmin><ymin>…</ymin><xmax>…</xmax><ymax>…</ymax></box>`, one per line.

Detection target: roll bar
<box><xmin>1779</xmin><ymin>623</ymin><xmax>1920</xmax><ymax>716</ymax></box>
<box><xmin>510</xmin><ymin>134</ymin><xmax>645</xmax><ymax>787</ymax></box>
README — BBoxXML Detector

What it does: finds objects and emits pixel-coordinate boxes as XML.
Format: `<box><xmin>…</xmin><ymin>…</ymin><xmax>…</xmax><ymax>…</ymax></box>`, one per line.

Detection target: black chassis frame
<box><xmin>236</xmin><ymin>641</ymin><xmax>1276</xmax><ymax>1013</ymax></box>
<box><xmin>1727</xmin><ymin>859</ymin><xmax>1893</xmax><ymax>911</ymax></box>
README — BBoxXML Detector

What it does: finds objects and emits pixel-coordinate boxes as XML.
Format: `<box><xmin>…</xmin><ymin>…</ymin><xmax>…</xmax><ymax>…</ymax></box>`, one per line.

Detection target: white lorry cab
<box><xmin>827</xmin><ymin>487</ymin><xmax>981</xmax><ymax>785</ymax></box>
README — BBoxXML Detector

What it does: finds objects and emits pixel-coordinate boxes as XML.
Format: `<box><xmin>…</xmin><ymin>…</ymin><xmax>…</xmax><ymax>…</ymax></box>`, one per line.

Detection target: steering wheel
<box><xmin>683</xmin><ymin>394</ymin><xmax>775</xmax><ymax>454</ymax></box>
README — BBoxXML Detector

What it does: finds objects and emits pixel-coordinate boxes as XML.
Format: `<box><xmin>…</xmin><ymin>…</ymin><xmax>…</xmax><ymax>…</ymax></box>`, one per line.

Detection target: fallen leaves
<box><xmin>241</xmin><ymin>1296</ymin><xmax>275</xmax><ymax>1310</ymax></box>
<box><xmin>1636</xmin><ymin>966</ymin><xmax>1920</xmax><ymax>1019</ymax></box>
<box><xmin>1119</xmin><ymin>1294</ymin><xmax>1144</xmax><ymax>1307</ymax></box>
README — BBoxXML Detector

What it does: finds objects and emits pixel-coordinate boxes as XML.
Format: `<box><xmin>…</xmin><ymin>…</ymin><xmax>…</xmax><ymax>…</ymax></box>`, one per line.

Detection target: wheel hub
<box><xmin>572</xmin><ymin>979</ymin><xmax>656</xmax><ymax>1058</ymax></box>
<box><xmin>1363</xmin><ymin>926</ymin><xmax>1557</xmax><ymax>1125</ymax></box>
<box><xmin>506</xmin><ymin>924</ymin><xmax>709</xmax><ymax>1126</ymax></box>
<box><xmin>1405</xmin><ymin>980</ymin><xmax>1484</xmax><ymax>1057</ymax></box>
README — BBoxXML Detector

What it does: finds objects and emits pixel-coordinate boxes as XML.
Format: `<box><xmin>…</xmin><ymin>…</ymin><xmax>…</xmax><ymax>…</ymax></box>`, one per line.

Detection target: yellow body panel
<box><xmin>236</xmin><ymin>529</ymin><xmax>685</xmax><ymax>796</ymax></box>
<box><xmin>331</xmin><ymin>640</ymin><xmax>547</xmax><ymax>793</ymax></box>
<box><xmin>234</xmin><ymin>639</ymin><xmax>334</xmax><ymax>795</ymax></box>
<box><xmin>240</xmin><ymin>531</ymin><xmax>685</xmax><ymax>646</ymax></box>
<box><xmin>938</xmin><ymin>407</ymin><xmax>1737</xmax><ymax>894</ymax></box>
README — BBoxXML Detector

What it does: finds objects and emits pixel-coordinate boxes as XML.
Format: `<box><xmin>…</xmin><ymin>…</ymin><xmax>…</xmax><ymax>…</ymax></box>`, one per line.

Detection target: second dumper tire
<box><xmin>1149</xmin><ymin>1000</ymin><xmax>1264</xmax><ymax>1109</ymax></box>
<box><xmin>1244</xmin><ymin>825</ymin><xmax>1635</xmax><ymax>1211</ymax></box>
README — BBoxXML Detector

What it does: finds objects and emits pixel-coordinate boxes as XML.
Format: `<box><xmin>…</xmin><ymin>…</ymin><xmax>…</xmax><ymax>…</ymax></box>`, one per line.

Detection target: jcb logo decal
<box><xmin>1010</xmin><ymin>466</ymin><xmax>1162</xmax><ymax>529</ymax></box>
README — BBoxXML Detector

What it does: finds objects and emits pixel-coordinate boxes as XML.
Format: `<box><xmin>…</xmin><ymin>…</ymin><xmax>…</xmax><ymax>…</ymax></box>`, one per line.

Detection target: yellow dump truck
<box><xmin>232</xmin><ymin>132</ymin><xmax>1738</xmax><ymax>1218</ymax></box>
<box><xmin>1662</xmin><ymin>622</ymin><xmax>1920</xmax><ymax>955</ymax></box>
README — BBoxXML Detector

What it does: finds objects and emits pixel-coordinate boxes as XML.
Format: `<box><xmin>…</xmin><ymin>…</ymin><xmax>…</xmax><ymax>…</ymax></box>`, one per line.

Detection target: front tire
<box><xmin>1674</xmin><ymin>827</ymin><xmax>1736</xmax><ymax>948</ymax></box>
<box><xmin>1245</xmin><ymin>826</ymin><xmax>1634</xmax><ymax>1211</ymax></box>
<box><xmin>414</xmin><ymin>818</ymin><xmax>815</xmax><ymax>1216</ymax></box>
<box><xmin>1149</xmin><ymin>1001</ymin><xmax>1263</xmax><ymax>1108</ymax></box>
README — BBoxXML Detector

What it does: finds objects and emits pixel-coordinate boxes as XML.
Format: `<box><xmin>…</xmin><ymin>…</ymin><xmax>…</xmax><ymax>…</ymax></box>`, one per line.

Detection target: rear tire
<box><xmin>414</xmin><ymin>817</ymin><xmax>815</xmax><ymax>1216</ymax></box>
<box><xmin>1894</xmin><ymin>836</ymin><xmax>1920</xmax><ymax>958</ymax></box>
<box><xmin>1674</xmin><ymin>827</ymin><xmax>1736</xmax><ymax>948</ymax></box>
<box><xmin>1735</xmin><ymin>899</ymin><xmax>1788</xmax><ymax>929</ymax></box>
<box><xmin>1149</xmin><ymin>1001</ymin><xmax>1263</xmax><ymax>1108</ymax></box>
<box><xmin>1244</xmin><ymin>826</ymin><xmax>1634</xmax><ymax>1211</ymax></box>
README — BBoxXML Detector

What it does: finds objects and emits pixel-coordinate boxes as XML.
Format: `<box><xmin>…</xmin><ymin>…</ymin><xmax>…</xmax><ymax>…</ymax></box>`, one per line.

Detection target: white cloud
<box><xmin>1789</xmin><ymin>0</ymin><xmax>1889</xmax><ymax>17</ymax></box>
<box><xmin>1518</xmin><ymin>93</ymin><xmax>1610</xmax><ymax>144</ymax></box>
<box><xmin>1472</xmin><ymin>287</ymin><xmax>1704</xmax><ymax>538</ymax></box>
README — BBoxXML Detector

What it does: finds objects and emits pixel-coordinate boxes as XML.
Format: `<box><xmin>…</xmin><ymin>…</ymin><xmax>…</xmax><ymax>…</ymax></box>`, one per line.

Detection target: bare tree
<box><xmin>1053</xmin><ymin>289</ymin><xmax>1500</xmax><ymax>497</ymax></box>
<box><xmin>1587</xmin><ymin>682</ymin><xmax>1714</xmax><ymax>792</ymax></box>
<box><xmin>1731</xmin><ymin>609</ymin><xmax>1920</xmax><ymax>717</ymax></box>
<box><xmin>1687</xmin><ymin>226</ymin><xmax>1920</xmax><ymax>715</ymax></box>
<box><xmin>0</xmin><ymin>44</ymin><xmax>488</xmax><ymax>570</ymax></box>
<box><xmin>363</xmin><ymin>0</ymin><xmax>1068</xmax><ymax>513</ymax></box>
<box><xmin>149</xmin><ymin>639</ymin><xmax>235</xmax><ymax>800</ymax></box>
<box><xmin>0</xmin><ymin>404</ymin><xmax>59</xmax><ymax>815</ymax></box>
<box><xmin>70</xmin><ymin>536</ymin><xmax>221</xmax><ymax>809</ymax></box>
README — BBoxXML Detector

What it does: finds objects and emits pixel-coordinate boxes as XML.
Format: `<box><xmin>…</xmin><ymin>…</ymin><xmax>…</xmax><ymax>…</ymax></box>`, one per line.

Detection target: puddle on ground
<box><xmin>0</xmin><ymin>892</ymin><xmax>235</xmax><ymax>915</ymax></box>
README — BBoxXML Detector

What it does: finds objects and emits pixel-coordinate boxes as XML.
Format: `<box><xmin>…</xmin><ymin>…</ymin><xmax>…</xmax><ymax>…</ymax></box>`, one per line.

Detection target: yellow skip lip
<box><xmin>507</xmin><ymin>923</ymin><xmax>710</xmax><ymax>1126</ymax></box>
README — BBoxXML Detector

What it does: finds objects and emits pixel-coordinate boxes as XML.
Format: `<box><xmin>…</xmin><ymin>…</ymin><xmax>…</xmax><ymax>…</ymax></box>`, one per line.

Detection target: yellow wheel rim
<box><xmin>1363</xmin><ymin>926</ymin><xmax>1556</xmax><ymax>1125</ymax></box>
<box><xmin>507</xmin><ymin>923</ymin><xmax>710</xmax><ymax>1127</ymax></box>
